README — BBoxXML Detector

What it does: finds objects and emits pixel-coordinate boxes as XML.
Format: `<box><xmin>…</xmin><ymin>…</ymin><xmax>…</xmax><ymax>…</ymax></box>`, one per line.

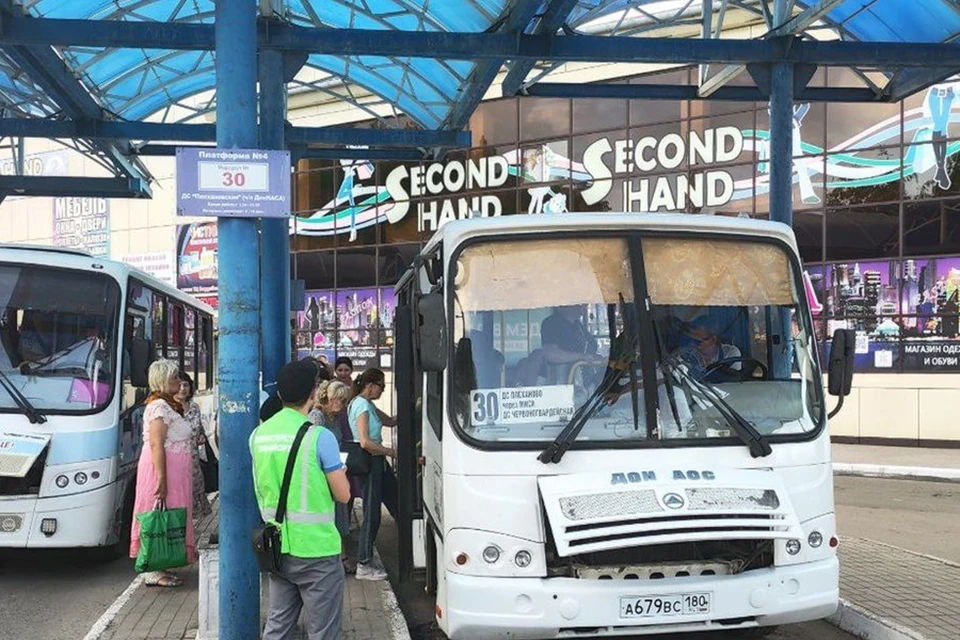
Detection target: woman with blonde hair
<box><xmin>308</xmin><ymin>379</ymin><xmax>355</xmax><ymax>572</ymax></box>
<box><xmin>130</xmin><ymin>359</ymin><xmax>197</xmax><ymax>587</ymax></box>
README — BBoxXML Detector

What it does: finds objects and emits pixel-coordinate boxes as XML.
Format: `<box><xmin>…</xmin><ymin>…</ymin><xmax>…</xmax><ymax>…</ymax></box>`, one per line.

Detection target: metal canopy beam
<box><xmin>0</xmin><ymin>118</ymin><xmax>470</xmax><ymax>146</ymax></box>
<box><xmin>132</xmin><ymin>144</ymin><xmax>426</xmax><ymax>161</ymax></box>
<box><xmin>0</xmin><ymin>175</ymin><xmax>149</xmax><ymax>198</ymax></box>
<box><xmin>3</xmin><ymin>18</ymin><xmax>960</xmax><ymax>69</ymax></box>
<box><xmin>1</xmin><ymin>43</ymin><xmax>152</xmax><ymax>192</ymax></box>
<box><xmin>443</xmin><ymin>0</ymin><xmax>543</xmax><ymax>130</ymax></box>
<box><xmin>768</xmin><ymin>0</ymin><xmax>846</xmax><ymax>38</ymax></box>
<box><xmin>524</xmin><ymin>82</ymin><xmax>879</xmax><ymax>102</ymax></box>
<box><xmin>701</xmin><ymin>0</ymin><xmax>846</xmax><ymax>97</ymax></box>
<box><xmin>885</xmin><ymin>67</ymin><xmax>960</xmax><ymax>102</ymax></box>
<box><xmin>501</xmin><ymin>0</ymin><xmax>579</xmax><ymax>96</ymax></box>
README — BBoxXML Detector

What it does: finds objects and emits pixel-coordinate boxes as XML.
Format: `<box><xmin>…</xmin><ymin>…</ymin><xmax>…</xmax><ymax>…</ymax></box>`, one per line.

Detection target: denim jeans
<box><xmin>357</xmin><ymin>456</ymin><xmax>398</xmax><ymax>564</ymax></box>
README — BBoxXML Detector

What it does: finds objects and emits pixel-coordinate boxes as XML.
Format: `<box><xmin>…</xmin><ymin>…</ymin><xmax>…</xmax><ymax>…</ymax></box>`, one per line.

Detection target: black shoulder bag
<box><xmin>251</xmin><ymin>421</ymin><xmax>311</xmax><ymax>574</ymax></box>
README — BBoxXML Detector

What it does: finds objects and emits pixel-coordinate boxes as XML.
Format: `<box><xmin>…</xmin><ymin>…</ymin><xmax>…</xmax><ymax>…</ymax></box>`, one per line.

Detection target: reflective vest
<box><xmin>249</xmin><ymin>408</ymin><xmax>340</xmax><ymax>558</ymax></box>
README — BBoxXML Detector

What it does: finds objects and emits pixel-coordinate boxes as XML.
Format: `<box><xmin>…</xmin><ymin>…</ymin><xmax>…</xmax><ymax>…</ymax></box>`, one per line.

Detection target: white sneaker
<box><xmin>355</xmin><ymin>562</ymin><xmax>388</xmax><ymax>581</ymax></box>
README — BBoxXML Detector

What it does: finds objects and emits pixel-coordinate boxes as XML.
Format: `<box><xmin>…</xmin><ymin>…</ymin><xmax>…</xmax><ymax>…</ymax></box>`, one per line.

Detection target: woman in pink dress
<box><xmin>129</xmin><ymin>359</ymin><xmax>196</xmax><ymax>587</ymax></box>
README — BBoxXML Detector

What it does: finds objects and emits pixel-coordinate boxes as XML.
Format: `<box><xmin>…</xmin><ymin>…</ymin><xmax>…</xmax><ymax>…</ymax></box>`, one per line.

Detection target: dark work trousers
<box><xmin>357</xmin><ymin>455</ymin><xmax>398</xmax><ymax>565</ymax></box>
<box><xmin>262</xmin><ymin>554</ymin><xmax>344</xmax><ymax>640</ymax></box>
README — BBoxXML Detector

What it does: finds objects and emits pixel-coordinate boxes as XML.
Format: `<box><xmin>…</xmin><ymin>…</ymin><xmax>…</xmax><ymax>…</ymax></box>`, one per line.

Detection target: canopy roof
<box><xmin>2</xmin><ymin>0</ymin><xmax>960</xmax><ymax>195</ymax></box>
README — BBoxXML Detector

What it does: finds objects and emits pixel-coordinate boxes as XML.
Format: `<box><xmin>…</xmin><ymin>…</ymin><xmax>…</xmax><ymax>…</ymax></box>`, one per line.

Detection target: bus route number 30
<box><xmin>471</xmin><ymin>391</ymin><xmax>500</xmax><ymax>424</ymax></box>
<box><xmin>619</xmin><ymin>592</ymin><xmax>711</xmax><ymax>619</ymax></box>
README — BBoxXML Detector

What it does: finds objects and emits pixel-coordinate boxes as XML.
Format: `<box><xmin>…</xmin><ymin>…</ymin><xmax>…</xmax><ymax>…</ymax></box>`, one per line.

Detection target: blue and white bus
<box><xmin>0</xmin><ymin>245</ymin><xmax>216</xmax><ymax>555</ymax></box>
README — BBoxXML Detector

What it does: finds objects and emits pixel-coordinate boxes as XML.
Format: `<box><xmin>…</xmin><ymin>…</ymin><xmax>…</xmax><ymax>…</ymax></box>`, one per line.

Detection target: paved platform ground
<box><xmin>92</xmin><ymin>495</ymin><xmax>402</xmax><ymax>640</ymax></box>
<box><xmin>839</xmin><ymin>537</ymin><xmax>960</xmax><ymax>640</ymax></box>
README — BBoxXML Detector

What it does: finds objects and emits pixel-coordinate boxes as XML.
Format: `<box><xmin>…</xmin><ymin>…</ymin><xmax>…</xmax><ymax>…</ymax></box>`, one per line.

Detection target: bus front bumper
<box><xmin>0</xmin><ymin>483</ymin><xmax>117</xmax><ymax>548</ymax></box>
<box><xmin>443</xmin><ymin>556</ymin><xmax>838</xmax><ymax>640</ymax></box>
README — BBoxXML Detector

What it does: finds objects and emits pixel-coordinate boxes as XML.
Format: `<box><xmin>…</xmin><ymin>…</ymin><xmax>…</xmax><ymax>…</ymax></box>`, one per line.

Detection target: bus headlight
<box><xmin>482</xmin><ymin>546</ymin><xmax>501</xmax><ymax>564</ymax></box>
<box><xmin>785</xmin><ymin>539</ymin><xmax>802</xmax><ymax>555</ymax></box>
<box><xmin>514</xmin><ymin>550</ymin><xmax>532</xmax><ymax>568</ymax></box>
<box><xmin>44</xmin><ymin>458</ymin><xmax>114</xmax><ymax>497</ymax></box>
<box><xmin>808</xmin><ymin>531</ymin><xmax>824</xmax><ymax>548</ymax></box>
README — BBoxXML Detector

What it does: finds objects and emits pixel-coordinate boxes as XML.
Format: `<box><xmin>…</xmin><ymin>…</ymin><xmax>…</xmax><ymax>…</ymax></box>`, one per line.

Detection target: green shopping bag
<box><xmin>134</xmin><ymin>504</ymin><xmax>188</xmax><ymax>573</ymax></box>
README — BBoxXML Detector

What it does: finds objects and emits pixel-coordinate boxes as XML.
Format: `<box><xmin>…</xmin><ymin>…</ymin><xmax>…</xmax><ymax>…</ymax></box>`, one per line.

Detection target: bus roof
<box><xmin>0</xmin><ymin>245</ymin><xmax>215</xmax><ymax>317</ymax></box>
<box><xmin>421</xmin><ymin>213</ymin><xmax>799</xmax><ymax>256</ymax></box>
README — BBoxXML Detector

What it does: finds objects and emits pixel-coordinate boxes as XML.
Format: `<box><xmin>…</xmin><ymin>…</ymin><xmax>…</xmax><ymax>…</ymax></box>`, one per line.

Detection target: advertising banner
<box><xmin>176</xmin><ymin>222</ymin><xmax>218</xmax><ymax>302</ymax></box>
<box><xmin>295</xmin><ymin>287</ymin><xmax>394</xmax><ymax>369</ymax></box>
<box><xmin>52</xmin><ymin>197</ymin><xmax>110</xmax><ymax>257</ymax></box>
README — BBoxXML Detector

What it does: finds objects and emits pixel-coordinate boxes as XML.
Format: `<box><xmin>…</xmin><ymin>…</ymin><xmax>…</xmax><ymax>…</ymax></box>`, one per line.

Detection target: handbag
<box><xmin>134</xmin><ymin>500</ymin><xmax>189</xmax><ymax>573</ymax></box>
<box><xmin>200</xmin><ymin>440</ymin><xmax>219</xmax><ymax>493</ymax></box>
<box><xmin>251</xmin><ymin>421</ymin><xmax>311</xmax><ymax>575</ymax></box>
<box><xmin>342</xmin><ymin>440</ymin><xmax>372</xmax><ymax>477</ymax></box>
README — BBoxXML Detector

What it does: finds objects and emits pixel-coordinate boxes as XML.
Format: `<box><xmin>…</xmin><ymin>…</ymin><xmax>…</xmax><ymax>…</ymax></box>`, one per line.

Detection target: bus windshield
<box><xmin>450</xmin><ymin>235</ymin><xmax>824</xmax><ymax>447</ymax></box>
<box><xmin>0</xmin><ymin>263</ymin><xmax>120</xmax><ymax>413</ymax></box>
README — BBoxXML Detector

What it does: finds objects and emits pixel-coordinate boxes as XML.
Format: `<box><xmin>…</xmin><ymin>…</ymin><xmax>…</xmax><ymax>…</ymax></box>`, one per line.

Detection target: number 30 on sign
<box><xmin>198</xmin><ymin>161</ymin><xmax>268</xmax><ymax>191</ymax></box>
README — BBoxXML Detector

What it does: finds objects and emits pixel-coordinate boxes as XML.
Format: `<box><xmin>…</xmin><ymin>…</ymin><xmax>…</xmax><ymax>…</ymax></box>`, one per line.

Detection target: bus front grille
<box><xmin>546</xmin><ymin>488</ymin><xmax>800</xmax><ymax>557</ymax></box>
<box><xmin>0</xmin><ymin>449</ymin><xmax>47</xmax><ymax>497</ymax></box>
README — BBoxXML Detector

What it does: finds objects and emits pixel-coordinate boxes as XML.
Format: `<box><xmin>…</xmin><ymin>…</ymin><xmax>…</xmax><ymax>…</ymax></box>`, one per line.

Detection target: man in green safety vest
<box><xmin>251</xmin><ymin>359</ymin><xmax>351</xmax><ymax>640</ymax></box>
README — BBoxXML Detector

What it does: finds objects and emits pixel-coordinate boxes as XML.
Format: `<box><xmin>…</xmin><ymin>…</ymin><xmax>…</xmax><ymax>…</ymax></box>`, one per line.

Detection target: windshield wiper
<box><xmin>0</xmin><ymin>368</ymin><xmax>46</xmax><ymax>424</ymax></box>
<box><xmin>662</xmin><ymin>356</ymin><xmax>770</xmax><ymax>458</ymax></box>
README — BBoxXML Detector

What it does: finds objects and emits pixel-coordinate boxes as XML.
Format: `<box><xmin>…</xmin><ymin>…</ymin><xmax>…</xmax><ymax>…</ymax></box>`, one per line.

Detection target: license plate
<box><xmin>619</xmin><ymin>593</ymin><xmax>712</xmax><ymax>619</ymax></box>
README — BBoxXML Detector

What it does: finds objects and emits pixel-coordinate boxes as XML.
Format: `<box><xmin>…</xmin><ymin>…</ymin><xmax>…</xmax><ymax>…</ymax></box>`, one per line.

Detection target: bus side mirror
<box><xmin>417</xmin><ymin>292</ymin><xmax>447</xmax><ymax>372</ymax></box>
<box><xmin>827</xmin><ymin>328</ymin><xmax>855</xmax><ymax>420</ymax></box>
<box><xmin>827</xmin><ymin>329</ymin><xmax>855</xmax><ymax>397</ymax></box>
<box><xmin>130</xmin><ymin>338</ymin><xmax>152</xmax><ymax>388</ymax></box>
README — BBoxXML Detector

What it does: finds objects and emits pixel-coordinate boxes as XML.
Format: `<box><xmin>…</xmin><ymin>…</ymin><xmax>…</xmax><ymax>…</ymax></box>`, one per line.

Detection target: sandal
<box><xmin>144</xmin><ymin>572</ymin><xmax>182</xmax><ymax>588</ymax></box>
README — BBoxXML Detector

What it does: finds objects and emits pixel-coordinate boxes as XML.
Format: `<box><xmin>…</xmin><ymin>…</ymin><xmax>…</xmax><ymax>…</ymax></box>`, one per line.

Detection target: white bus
<box><xmin>0</xmin><ymin>245</ymin><xmax>216</xmax><ymax>555</ymax></box>
<box><xmin>392</xmin><ymin>214</ymin><xmax>855</xmax><ymax>639</ymax></box>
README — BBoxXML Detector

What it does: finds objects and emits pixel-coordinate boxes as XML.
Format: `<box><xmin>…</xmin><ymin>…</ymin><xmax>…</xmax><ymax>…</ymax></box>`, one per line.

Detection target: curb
<box><xmin>372</xmin><ymin>548</ymin><xmax>413</xmax><ymax>640</ymax></box>
<box><xmin>833</xmin><ymin>463</ymin><xmax>960</xmax><ymax>483</ymax></box>
<box><xmin>828</xmin><ymin>598</ymin><xmax>927</xmax><ymax>640</ymax></box>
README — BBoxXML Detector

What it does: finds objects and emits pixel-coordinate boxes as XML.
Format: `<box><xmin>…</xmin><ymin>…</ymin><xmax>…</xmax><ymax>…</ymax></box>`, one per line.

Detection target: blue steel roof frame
<box><xmin>14</xmin><ymin>0</ymin><xmax>517</xmax><ymax>129</ymax></box>
<box><xmin>2</xmin><ymin>0</ymin><xmax>960</xmax><ymax>198</ymax></box>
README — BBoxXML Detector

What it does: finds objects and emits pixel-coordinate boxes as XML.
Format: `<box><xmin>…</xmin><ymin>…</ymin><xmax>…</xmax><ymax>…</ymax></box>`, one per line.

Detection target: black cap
<box><xmin>276</xmin><ymin>360</ymin><xmax>317</xmax><ymax>406</ymax></box>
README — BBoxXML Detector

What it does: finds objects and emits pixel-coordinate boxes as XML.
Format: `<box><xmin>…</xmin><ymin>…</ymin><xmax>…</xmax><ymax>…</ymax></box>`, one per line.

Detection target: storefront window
<box><xmin>470</xmin><ymin>98</ymin><xmax>518</xmax><ymax>146</ymax></box>
<box><xmin>520</xmin><ymin>97</ymin><xmax>570</xmax><ymax>140</ymax></box>
<box><xmin>284</xmin><ymin>68</ymin><xmax>960</xmax><ymax>375</ymax></box>
<box><xmin>826</xmin><ymin>204</ymin><xmax>900</xmax><ymax>260</ymax></box>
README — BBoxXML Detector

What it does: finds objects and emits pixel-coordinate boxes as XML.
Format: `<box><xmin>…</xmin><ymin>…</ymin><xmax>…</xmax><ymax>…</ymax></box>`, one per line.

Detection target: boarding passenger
<box><xmin>251</xmin><ymin>360</ymin><xmax>351</xmax><ymax>640</ymax></box>
<box><xmin>348</xmin><ymin>368</ymin><xmax>398</xmax><ymax>581</ymax></box>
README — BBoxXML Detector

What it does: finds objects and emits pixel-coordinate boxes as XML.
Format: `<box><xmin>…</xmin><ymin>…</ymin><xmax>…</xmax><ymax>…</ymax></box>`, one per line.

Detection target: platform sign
<box><xmin>176</xmin><ymin>147</ymin><xmax>290</xmax><ymax>218</ymax></box>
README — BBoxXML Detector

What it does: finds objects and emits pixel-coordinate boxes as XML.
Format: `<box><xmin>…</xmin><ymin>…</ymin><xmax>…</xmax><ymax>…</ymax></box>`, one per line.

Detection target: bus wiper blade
<box><xmin>665</xmin><ymin>359</ymin><xmax>770</xmax><ymax>458</ymax></box>
<box><xmin>0</xmin><ymin>368</ymin><xmax>46</xmax><ymax>424</ymax></box>
<box><xmin>538</xmin><ymin>366</ymin><xmax>621</xmax><ymax>464</ymax></box>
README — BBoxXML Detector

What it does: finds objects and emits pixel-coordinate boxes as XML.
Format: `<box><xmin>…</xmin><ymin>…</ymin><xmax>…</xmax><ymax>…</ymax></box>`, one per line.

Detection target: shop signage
<box><xmin>294</xmin><ymin>79</ymin><xmax>960</xmax><ymax>241</ymax></box>
<box><xmin>0</xmin><ymin>150</ymin><xmax>68</xmax><ymax>177</ymax></box>
<box><xmin>176</xmin><ymin>148</ymin><xmax>291</xmax><ymax>218</ymax></box>
<box><xmin>52</xmin><ymin>197</ymin><xmax>110</xmax><ymax>258</ymax></box>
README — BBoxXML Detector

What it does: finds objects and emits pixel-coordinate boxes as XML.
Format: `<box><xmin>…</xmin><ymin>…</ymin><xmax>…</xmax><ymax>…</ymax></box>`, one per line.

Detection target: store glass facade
<box><xmin>291</xmin><ymin>66</ymin><xmax>960</xmax><ymax>375</ymax></box>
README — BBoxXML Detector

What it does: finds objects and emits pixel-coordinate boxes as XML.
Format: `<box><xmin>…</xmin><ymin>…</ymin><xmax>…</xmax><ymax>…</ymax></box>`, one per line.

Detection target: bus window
<box><xmin>184</xmin><ymin>308</ymin><xmax>197</xmax><ymax>380</ymax></box>
<box><xmin>167</xmin><ymin>302</ymin><xmax>184</xmax><ymax>370</ymax></box>
<box><xmin>152</xmin><ymin>293</ymin><xmax>165</xmax><ymax>358</ymax></box>
<box><xmin>198</xmin><ymin>315</ymin><xmax>211</xmax><ymax>390</ymax></box>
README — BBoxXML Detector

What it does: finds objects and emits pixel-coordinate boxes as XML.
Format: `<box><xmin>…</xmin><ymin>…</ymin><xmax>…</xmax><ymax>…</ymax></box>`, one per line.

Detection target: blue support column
<box><xmin>769</xmin><ymin>56</ymin><xmax>794</xmax><ymax>378</ymax></box>
<box><xmin>769</xmin><ymin>62</ymin><xmax>793</xmax><ymax>226</ymax></box>
<box><xmin>215</xmin><ymin>2</ymin><xmax>261</xmax><ymax>639</ymax></box>
<box><xmin>259</xmin><ymin>47</ymin><xmax>291</xmax><ymax>391</ymax></box>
